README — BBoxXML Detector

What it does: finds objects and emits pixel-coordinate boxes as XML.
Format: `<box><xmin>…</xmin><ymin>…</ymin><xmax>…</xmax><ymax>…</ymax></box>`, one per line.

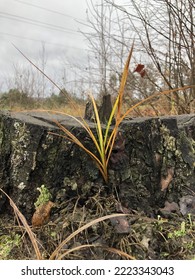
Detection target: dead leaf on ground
<box><xmin>179</xmin><ymin>195</ymin><xmax>195</xmax><ymax>215</ymax></box>
<box><xmin>110</xmin><ymin>216</ymin><xmax>131</xmax><ymax>233</ymax></box>
<box><xmin>159</xmin><ymin>201</ymin><xmax>179</xmax><ymax>215</ymax></box>
<box><xmin>32</xmin><ymin>201</ymin><xmax>55</xmax><ymax>227</ymax></box>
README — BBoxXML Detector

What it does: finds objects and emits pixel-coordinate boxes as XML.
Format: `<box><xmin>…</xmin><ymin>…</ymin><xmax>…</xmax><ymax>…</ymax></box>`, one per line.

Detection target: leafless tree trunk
<box><xmin>39</xmin><ymin>42</ymin><xmax>47</xmax><ymax>99</ymax></box>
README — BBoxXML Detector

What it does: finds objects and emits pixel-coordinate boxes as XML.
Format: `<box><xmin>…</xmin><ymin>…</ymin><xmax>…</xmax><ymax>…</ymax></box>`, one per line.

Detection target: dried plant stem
<box><xmin>0</xmin><ymin>188</ymin><xmax>43</xmax><ymax>260</ymax></box>
<box><xmin>49</xmin><ymin>213</ymin><xmax>129</xmax><ymax>260</ymax></box>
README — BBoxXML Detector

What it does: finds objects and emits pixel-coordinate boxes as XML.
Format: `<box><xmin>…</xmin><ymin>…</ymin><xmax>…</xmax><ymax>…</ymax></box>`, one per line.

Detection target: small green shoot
<box><xmin>34</xmin><ymin>185</ymin><xmax>52</xmax><ymax>209</ymax></box>
<box><xmin>0</xmin><ymin>234</ymin><xmax>21</xmax><ymax>259</ymax></box>
<box><xmin>187</xmin><ymin>213</ymin><xmax>195</xmax><ymax>230</ymax></box>
<box><xmin>168</xmin><ymin>221</ymin><xmax>186</xmax><ymax>238</ymax></box>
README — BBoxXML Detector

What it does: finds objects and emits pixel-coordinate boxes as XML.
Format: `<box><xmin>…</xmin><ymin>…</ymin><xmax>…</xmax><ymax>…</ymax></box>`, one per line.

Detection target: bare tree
<box><xmin>11</xmin><ymin>62</ymin><xmax>39</xmax><ymax>98</ymax></box>
<box><xmin>107</xmin><ymin>0</ymin><xmax>195</xmax><ymax>113</ymax></box>
<box><xmin>8</xmin><ymin>43</ymin><xmax>49</xmax><ymax>100</ymax></box>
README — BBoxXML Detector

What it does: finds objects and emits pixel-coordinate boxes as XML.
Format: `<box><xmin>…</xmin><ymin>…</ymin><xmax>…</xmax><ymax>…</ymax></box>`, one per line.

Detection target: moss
<box><xmin>63</xmin><ymin>177</ymin><xmax>78</xmax><ymax>190</ymax></box>
<box><xmin>160</xmin><ymin>124</ymin><xmax>195</xmax><ymax>168</ymax></box>
<box><xmin>179</xmin><ymin>131</ymin><xmax>195</xmax><ymax>168</ymax></box>
<box><xmin>158</xmin><ymin>123</ymin><xmax>195</xmax><ymax>196</ymax></box>
<box><xmin>159</xmin><ymin>124</ymin><xmax>183</xmax><ymax>176</ymax></box>
<box><xmin>0</xmin><ymin>234</ymin><xmax>21</xmax><ymax>260</ymax></box>
<box><xmin>34</xmin><ymin>185</ymin><xmax>52</xmax><ymax>209</ymax></box>
<box><xmin>11</xmin><ymin>121</ymin><xmax>30</xmax><ymax>184</ymax></box>
<box><xmin>160</xmin><ymin>124</ymin><xmax>177</xmax><ymax>152</ymax></box>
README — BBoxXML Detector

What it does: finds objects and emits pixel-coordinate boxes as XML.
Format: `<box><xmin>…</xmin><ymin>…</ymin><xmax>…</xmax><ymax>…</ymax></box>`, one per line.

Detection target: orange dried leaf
<box><xmin>32</xmin><ymin>201</ymin><xmax>55</xmax><ymax>227</ymax></box>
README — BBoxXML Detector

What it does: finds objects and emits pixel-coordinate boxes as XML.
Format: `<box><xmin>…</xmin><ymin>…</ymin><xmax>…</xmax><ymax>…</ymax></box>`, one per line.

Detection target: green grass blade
<box><xmin>88</xmin><ymin>93</ymin><xmax>107</xmax><ymax>168</ymax></box>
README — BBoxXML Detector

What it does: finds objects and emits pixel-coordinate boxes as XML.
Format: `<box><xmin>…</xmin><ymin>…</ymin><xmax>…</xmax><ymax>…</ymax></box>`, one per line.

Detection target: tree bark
<box><xmin>0</xmin><ymin>111</ymin><xmax>194</xmax><ymax>219</ymax></box>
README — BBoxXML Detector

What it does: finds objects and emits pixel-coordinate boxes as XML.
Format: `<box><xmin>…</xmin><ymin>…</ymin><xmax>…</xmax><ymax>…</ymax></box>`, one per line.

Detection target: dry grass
<box><xmin>0</xmin><ymin>188</ymin><xmax>135</xmax><ymax>260</ymax></box>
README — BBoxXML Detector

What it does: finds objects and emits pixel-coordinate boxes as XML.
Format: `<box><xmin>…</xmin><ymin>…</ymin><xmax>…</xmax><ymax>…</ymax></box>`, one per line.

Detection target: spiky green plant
<box><xmin>14</xmin><ymin>44</ymin><xmax>194</xmax><ymax>183</ymax></box>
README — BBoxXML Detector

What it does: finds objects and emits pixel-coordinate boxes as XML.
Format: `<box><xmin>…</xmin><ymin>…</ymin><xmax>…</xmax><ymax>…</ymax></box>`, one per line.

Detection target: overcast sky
<box><xmin>0</xmin><ymin>0</ymin><xmax>91</xmax><ymax>94</ymax></box>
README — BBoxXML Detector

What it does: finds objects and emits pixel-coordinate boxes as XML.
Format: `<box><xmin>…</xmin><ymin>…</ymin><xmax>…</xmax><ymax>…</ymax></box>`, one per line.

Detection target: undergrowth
<box><xmin>1</xmin><ymin>187</ymin><xmax>195</xmax><ymax>260</ymax></box>
<box><xmin>0</xmin><ymin>188</ymin><xmax>134</xmax><ymax>260</ymax></box>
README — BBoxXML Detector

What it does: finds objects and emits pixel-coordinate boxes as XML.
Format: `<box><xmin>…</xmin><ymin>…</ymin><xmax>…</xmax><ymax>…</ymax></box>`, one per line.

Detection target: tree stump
<box><xmin>0</xmin><ymin>111</ymin><xmax>194</xmax><ymax>219</ymax></box>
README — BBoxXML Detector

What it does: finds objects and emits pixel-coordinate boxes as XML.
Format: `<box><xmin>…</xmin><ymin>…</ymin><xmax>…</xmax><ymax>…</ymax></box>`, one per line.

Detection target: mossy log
<box><xmin>0</xmin><ymin>111</ymin><xmax>194</xmax><ymax>219</ymax></box>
